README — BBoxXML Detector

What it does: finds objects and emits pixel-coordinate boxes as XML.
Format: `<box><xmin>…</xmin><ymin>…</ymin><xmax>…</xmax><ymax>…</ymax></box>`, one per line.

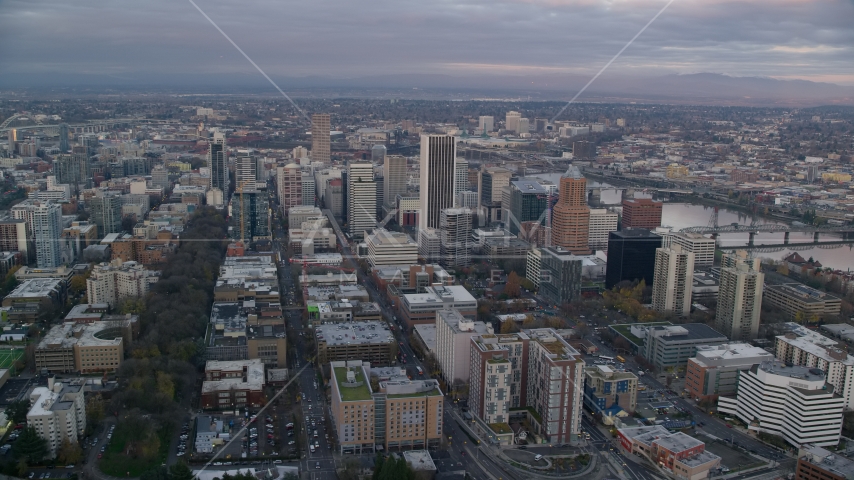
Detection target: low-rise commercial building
<box><xmin>718</xmin><ymin>361</ymin><xmax>845</xmax><ymax>447</ymax></box>
<box><xmin>764</xmin><ymin>283</ymin><xmax>842</xmax><ymax>321</ymax></box>
<box><xmin>617</xmin><ymin>425</ymin><xmax>721</xmax><ymax>480</ymax></box>
<box><xmin>639</xmin><ymin>324</ymin><xmax>728</xmax><ymax>369</ymax></box>
<box><xmin>35</xmin><ymin>318</ymin><xmax>136</xmax><ymax>373</ymax></box>
<box><xmin>316</xmin><ymin>321</ymin><xmax>396</xmax><ymax>367</ymax></box>
<box><xmin>201</xmin><ymin>359</ymin><xmax>266</xmax><ymax>410</ymax></box>
<box><xmin>399</xmin><ymin>285</ymin><xmax>477</xmax><ymax>330</ymax></box>
<box><xmin>365</xmin><ymin>229</ymin><xmax>418</xmax><ymax>267</ymax></box>
<box><xmin>796</xmin><ymin>444</ymin><xmax>854</xmax><ymax>480</ymax></box>
<box><xmin>685</xmin><ymin>343</ymin><xmax>774</xmax><ymax>402</ymax></box>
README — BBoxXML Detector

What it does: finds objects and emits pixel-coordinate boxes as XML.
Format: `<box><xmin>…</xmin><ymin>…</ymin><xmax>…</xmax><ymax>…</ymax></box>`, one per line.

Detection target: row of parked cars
<box><xmin>177</xmin><ymin>422</ymin><xmax>190</xmax><ymax>457</ymax></box>
<box><xmin>95</xmin><ymin>424</ymin><xmax>115</xmax><ymax>459</ymax></box>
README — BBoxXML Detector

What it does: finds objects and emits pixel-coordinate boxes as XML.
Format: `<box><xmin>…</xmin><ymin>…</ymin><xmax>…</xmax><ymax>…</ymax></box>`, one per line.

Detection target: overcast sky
<box><xmin>1</xmin><ymin>0</ymin><xmax>852</xmax><ymax>86</ymax></box>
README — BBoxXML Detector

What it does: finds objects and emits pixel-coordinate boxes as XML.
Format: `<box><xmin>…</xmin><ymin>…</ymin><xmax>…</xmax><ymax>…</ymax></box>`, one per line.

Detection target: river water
<box><xmin>529</xmin><ymin>176</ymin><xmax>854</xmax><ymax>271</ymax></box>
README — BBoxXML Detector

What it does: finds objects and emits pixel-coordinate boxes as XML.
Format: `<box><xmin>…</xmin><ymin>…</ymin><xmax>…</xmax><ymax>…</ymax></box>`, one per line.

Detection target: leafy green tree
<box><xmin>140</xmin><ymin>466</ymin><xmax>170</xmax><ymax>480</ymax></box>
<box><xmin>168</xmin><ymin>461</ymin><xmax>195</xmax><ymax>480</ymax></box>
<box><xmin>57</xmin><ymin>439</ymin><xmax>82</xmax><ymax>465</ymax></box>
<box><xmin>6</xmin><ymin>400</ymin><xmax>30</xmax><ymax>424</ymax></box>
<box><xmin>12</xmin><ymin>426</ymin><xmax>48</xmax><ymax>463</ymax></box>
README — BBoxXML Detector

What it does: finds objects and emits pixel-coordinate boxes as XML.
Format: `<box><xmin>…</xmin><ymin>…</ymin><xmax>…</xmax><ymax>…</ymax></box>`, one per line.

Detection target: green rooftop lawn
<box><xmin>334</xmin><ymin>367</ymin><xmax>372</xmax><ymax>401</ymax></box>
<box><xmin>489</xmin><ymin>423</ymin><xmax>513</xmax><ymax>434</ymax></box>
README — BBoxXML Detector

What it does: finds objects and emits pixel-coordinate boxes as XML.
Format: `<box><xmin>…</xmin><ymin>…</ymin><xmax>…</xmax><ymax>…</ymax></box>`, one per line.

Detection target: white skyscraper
<box><xmin>347</xmin><ymin>162</ymin><xmax>376</xmax><ymax>240</ymax></box>
<box><xmin>234</xmin><ymin>153</ymin><xmax>257</xmax><ymax>190</ymax></box>
<box><xmin>12</xmin><ymin>200</ymin><xmax>62</xmax><ymax>268</ymax></box>
<box><xmin>715</xmin><ymin>251</ymin><xmax>764</xmax><ymax>341</ymax></box>
<box><xmin>588</xmin><ymin>208</ymin><xmax>619</xmax><ymax>250</ymax></box>
<box><xmin>478</xmin><ymin>116</ymin><xmax>494</xmax><ymax>133</ymax></box>
<box><xmin>439</xmin><ymin>207</ymin><xmax>472</xmax><ymax>268</ymax></box>
<box><xmin>419</xmin><ymin>135</ymin><xmax>457</xmax><ymax>231</ymax></box>
<box><xmin>505</xmin><ymin>111</ymin><xmax>522</xmax><ymax>133</ymax></box>
<box><xmin>651</xmin><ymin>245</ymin><xmax>695</xmax><ymax>317</ymax></box>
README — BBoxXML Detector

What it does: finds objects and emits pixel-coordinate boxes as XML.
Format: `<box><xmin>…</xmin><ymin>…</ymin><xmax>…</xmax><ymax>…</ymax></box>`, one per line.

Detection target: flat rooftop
<box><xmin>692</xmin><ymin>343</ymin><xmax>775</xmax><ymax>367</ymax></box>
<box><xmin>5</xmin><ymin>278</ymin><xmax>62</xmax><ymax>299</ymax></box>
<box><xmin>201</xmin><ymin>359</ymin><xmax>265</xmax><ymax>393</ymax></box>
<box><xmin>757</xmin><ymin>361</ymin><xmax>827</xmax><ymax>382</ymax></box>
<box><xmin>413</xmin><ymin>324</ymin><xmax>437</xmax><ymax>352</ymax></box>
<box><xmin>767</xmin><ymin>283</ymin><xmax>839</xmax><ymax>303</ymax></box>
<box><xmin>381</xmin><ymin>378</ymin><xmax>443</xmax><ymax>398</ymax></box>
<box><xmin>333</xmin><ymin>365</ymin><xmax>373</xmax><ymax>401</ymax></box>
<box><xmin>799</xmin><ymin>444</ymin><xmax>854</xmax><ymax>479</ymax></box>
<box><xmin>648</xmin><ymin>323</ymin><xmax>727</xmax><ymax>343</ymax></box>
<box><xmin>316</xmin><ymin>321</ymin><xmax>394</xmax><ymax>346</ymax></box>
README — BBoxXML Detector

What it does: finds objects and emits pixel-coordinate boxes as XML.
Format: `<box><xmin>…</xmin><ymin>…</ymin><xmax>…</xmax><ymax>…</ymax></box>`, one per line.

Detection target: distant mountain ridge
<box><xmin>1</xmin><ymin>71</ymin><xmax>852</xmax><ymax>106</ymax></box>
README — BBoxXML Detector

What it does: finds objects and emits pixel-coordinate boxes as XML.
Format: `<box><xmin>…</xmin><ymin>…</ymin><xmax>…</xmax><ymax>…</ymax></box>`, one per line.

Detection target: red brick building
<box><xmin>621</xmin><ymin>199</ymin><xmax>663</xmax><ymax>229</ymax></box>
<box><xmin>200</xmin><ymin>359</ymin><xmax>266</xmax><ymax>410</ymax></box>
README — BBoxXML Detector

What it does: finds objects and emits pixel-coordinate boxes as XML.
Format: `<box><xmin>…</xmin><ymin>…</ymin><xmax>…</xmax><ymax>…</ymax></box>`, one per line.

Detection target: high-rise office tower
<box><xmin>419</xmin><ymin>135</ymin><xmax>457</xmax><ymax>231</ymax></box>
<box><xmin>551</xmin><ymin>166</ymin><xmax>590</xmax><ymax>254</ymax></box>
<box><xmin>478</xmin><ymin>116</ymin><xmax>494</xmax><ymax>133</ymax></box>
<box><xmin>715</xmin><ymin>252</ymin><xmax>763</xmax><ymax>341</ymax></box>
<box><xmin>373</xmin><ymin>166</ymin><xmax>384</xmax><ymax>220</ymax></box>
<box><xmin>325</xmin><ymin>178</ymin><xmax>344</xmax><ymax>221</ymax></box>
<box><xmin>81</xmin><ymin>135</ymin><xmax>100</xmax><ymax>156</ymax></box>
<box><xmin>588</xmin><ymin>208</ymin><xmax>619</xmax><ymax>250</ymax></box>
<box><xmin>454</xmin><ymin>159</ymin><xmax>469</xmax><ymax>204</ymax></box>
<box><xmin>507</xmin><ymin>180</ymin><xmax>548</xmax><ymax>235</ymax></box>
<box><xmin>89</xmin><ymin>195</ymin><xmax>122</xmax><ymax>237</ymax></box>
<box><xmin>208</xmin><ymin>132</ymin><xmax>229</xmax><ymax>194</ymax></box>
<box><xmin>478</xmin><ymin>167</ymin><xmax>511</xmax><ymax>206</ymax></box>
<box><xmin>234</xmin><ymin>153</ymin><xmax>257</xmax><ymax>190</ymax></box>
<box><xmin>572</xmin><ymin>140</ymin><xmax>595</xmax><ymax>160</ymax></box>
<box><xmin>651</xmin><ymin>245</ymin><xmax>695</xmax><ymax>317</ymax></box>
<box><xmin>621</xmin><ymin>199</ymin><xmax>663</xmax><ymax>230</ymax></box>
<box><xmin>311</xmin><ymin>114</ymin><xmax>331</xmax><ymax>164</ymax></box>
<box><xmin>371</xmin><ymin>145</ymin><xmax>386</xmax><ymax>164</ymax></box>
<box><xmin>439</xmin><ymin>208</ymin><xmax>472</xmax><ymax>268</ymax></box>
<box><xmin>605</xmin><ymin>229</ymin><xmax>662</xmax><ymax>289</ymax></box>
<box><xmin>8</xmin><ymin>128</ymin><xmax>16</xmax><ymax>147</ymax></box>
<box><xmin>347</xmin><ymin>162</ymin><xmax>376</xmax><ymax>239</ymax></box>
<box><xmin>301</xmin><ymin>173</ymin><xmax>316</xmax><ymax>206</ymax></box>
<box><xmin>277</xmin><ymin>163</ymin><xmax>302</xmax><ymax>212</ymax></box>
<box><xmin>256</xmin><ymin>157</ymin><xmax>267</xmax><ymax>182</ymax></box>
<box><xmin>505</xmin><ymin>111</ymin><xmax>522</xmax><ymax>133</ymax></box>
<box><xmin>383</xmin><ymin>155</ymin><xmax>407</xmax><ymax>210</ymax></box>
<box><xmin>58</xmin><ymin>124</ymin><xmax>69</xmax><ymax>152</ymax></box>
<box><xmin>151</xmin><ymin>165</ymin><xmax>170</xmax><ymax>190</ymax></box>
